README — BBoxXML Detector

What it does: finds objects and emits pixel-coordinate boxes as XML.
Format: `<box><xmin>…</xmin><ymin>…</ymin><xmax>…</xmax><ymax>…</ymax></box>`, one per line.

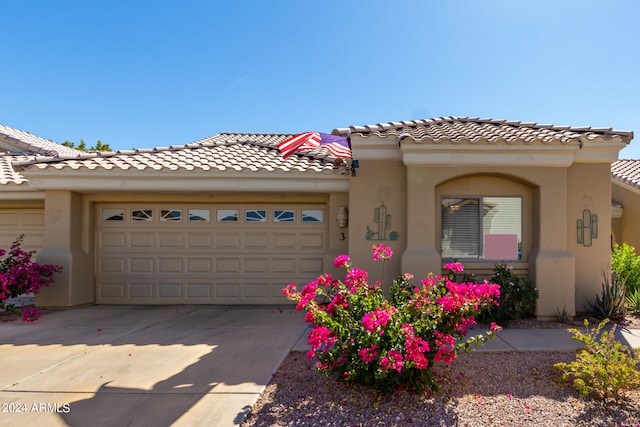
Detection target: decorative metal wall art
<box><xmin>577</xmin><ymin>208</ymin><xmax>598</xmax><ymax>247</ymax></box>
<box><xmin>365</xmin><ymin>203</ymin><xmax>398</xmax><ymax>241</ymax></box>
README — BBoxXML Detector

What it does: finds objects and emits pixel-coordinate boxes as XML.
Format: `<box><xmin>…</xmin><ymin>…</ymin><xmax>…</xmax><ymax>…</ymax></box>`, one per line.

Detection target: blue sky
<box><xmin>2</xmin><ymin>0</ymin><xmax>639</xmax><ymax>158</ymax></box>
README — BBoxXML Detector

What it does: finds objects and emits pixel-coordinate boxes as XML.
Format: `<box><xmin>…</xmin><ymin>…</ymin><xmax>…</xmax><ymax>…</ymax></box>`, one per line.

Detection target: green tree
<box><xmin>61</xmin><ymin>139</ymin><xmax>111</xmax><ymax>152</ymax></box>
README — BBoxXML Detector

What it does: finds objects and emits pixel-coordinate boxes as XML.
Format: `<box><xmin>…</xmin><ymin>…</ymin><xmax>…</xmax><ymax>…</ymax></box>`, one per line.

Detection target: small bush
<box><xmin>475</xmin><ymin>264</ymin><xmax>538</xmax><ymax>325</ymax></box>
<box><xmin>553</xmin><ymin>319</ymin><xmax>640</xmax><ymax>401</ymax></box>
<box><xmin>612</xmin><ymin>243</ymin><xmax>640</xmax><ymax>294</ymax></box>
<box><xmin>588</xmin><ymin>271</ymin><xmax>626</xmax><ymax>321</ymax></box>
<box><xmin>0</xmin><ymin>235</ymin><xmax>62</xmax><ymax>321</ymax></box>
<box><xmin>283</xmin><ymin>246</ymin><xmax>502</xmax><ymax>394</ymax></box>
<box><xmin>626</xmin><ymin>287</ymin><xmax>640</xmax><ymax>315</ymax></box>
<box><xmin>555</xmin><ymin>306</ymin><xmax>572</xmax><ymax>323</ymax></box>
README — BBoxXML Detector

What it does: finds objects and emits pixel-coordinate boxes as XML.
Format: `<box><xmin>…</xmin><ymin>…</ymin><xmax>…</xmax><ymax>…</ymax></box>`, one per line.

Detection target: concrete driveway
<box><xmin>0</xmin><ymin>305</ymin><xmax>307</xmax><ymax>427</ymax></box>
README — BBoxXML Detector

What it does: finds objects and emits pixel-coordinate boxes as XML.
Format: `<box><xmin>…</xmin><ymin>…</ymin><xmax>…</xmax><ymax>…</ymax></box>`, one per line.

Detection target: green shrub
<box><xmin>476</xmin><ymin>264</ymin><xmax>538</xmax><ymax>325</ymax></box>
<box><xmin>588</xmin><ymin>271</ymin><xmax>626</xmax><ymax>321</ymax></box>
<box><xmin>626</xmin><ymin>287</ymin><xmax>640</xmax><ymax>315</ymax></box>
<box><xmin>555</xmin><ymin>306</ymin><xmax>572</xmax><ymax>323</ymax></box>
<box><xmin>612</xmin><ymin>243</ymin><xmax>640</xmax><ymax>293</ymax></box>
<box><xmin>553</xmin><ymin>319</ymin><xmax>640</xmax><ymax>401</ymax></box>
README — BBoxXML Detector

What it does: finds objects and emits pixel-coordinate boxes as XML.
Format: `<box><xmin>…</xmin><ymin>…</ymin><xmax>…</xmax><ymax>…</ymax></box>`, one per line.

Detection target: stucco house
<box><xmin>0</xmin><ymin>117</ymin><xmax>635</xmax><ymax>319</ymax></box>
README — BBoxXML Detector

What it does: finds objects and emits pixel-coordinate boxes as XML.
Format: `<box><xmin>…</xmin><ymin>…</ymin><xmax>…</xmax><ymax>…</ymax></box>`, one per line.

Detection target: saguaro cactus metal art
<box><xmin>366</xmin><ymin>203</ymin><xmax>398</xmax><ymax>241</ymax></box>
<box><xmin>577</xmin><ymin>208</ymin><xmax>598</xmax><ymax>247</ymax></box>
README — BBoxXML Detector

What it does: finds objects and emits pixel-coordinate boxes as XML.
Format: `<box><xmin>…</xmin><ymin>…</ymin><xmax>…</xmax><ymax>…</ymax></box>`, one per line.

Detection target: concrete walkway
<box><xmin>1</xmin><ymin>306</ymin><xmax>639</xmax><ymax>427</ymax></box>
<box><xmin>0</xmin><ymin>306</ymin><xmax>307</xmax><ymax>427</ymax></box>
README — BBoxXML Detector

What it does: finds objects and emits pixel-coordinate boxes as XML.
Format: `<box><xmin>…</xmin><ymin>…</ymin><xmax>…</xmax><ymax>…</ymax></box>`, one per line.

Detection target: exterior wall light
<box><xmin>336</xmin><ymin>206</ymin><xmax>348</xmax><ymax>228</ymax></box>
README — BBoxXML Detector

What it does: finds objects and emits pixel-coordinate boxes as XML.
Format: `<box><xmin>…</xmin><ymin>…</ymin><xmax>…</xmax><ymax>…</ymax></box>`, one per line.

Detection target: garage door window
<box><xmin>245</xmin><ymin>209</ymin><xmax>267</xmax><ymax>222</ymax></box>
<box><xmin>188</xmin><ymin>209</ymin><xmax>210</xmax><ymax>222</ymax></box>
<box><xmin>132</xmin><ymin>209</ymin><xmax>153</xmax><ymax>221</ymax></box>
<box><xmin>103</xmin><ymin>208</ymin><xmax>124</xmax><ymax>221</ymax></box>
<box><xmin>274</xmin><ymin>210</ymin><xmax>295</xmax><ymax>222</ymax></box>
<box><xmin>217</xmin><ymin>209</ymin><xmax>238</xmax><ymax>222</ymax></box>
<box><xmin>161</xmin><ymin>209</ymin><xmax>182</xmax><ymax>222</ymax></box>
<box><xmin>302</xmin><ymin>210</ymin><xmax>323</xmax><ymax>222</ymax></box>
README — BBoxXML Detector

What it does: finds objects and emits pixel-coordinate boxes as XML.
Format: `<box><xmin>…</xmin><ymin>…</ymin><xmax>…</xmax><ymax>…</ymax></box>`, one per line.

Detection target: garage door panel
<box><xmin>272</xmin><ymin>258</ymin><xmax>296</xmax><ymax>273</ymax></box>
<box><xmin>130</xmin><ymin>283</ymin><xmax>154</xmax><ymax>298</ymax></box>
<box><xmin>216</xmin><ymin>283</ymin><xmax>240</xmax><ymax>298</ymax></box>
<box><xmin>100</xmin><ymin>232</ymin><xmax>126</xmax><ymax>248</ymax></box>
<box><xmin>131</xmin><ymin>233</ymin><xmax>155</xmax><ymax>248</ymax></box>
<box><xmin>100</xmin><ymin>283</ymin><xmax>125</xmax><ymax>298</ymax></box>
<box><xmin>159</xmin><ymin>233</ymin><xmax>183</xmax><ymax>248</ymax></box>
<box><xmin>187</xmin><ymin>283</ymin><xmax>211</xmax><ymax>298</ymax></box>
<box><xmin>301</xmin><ymin>233</ymin><xmax>324</xmax><ymax>249</ymax></box>
<box><xmin>0</xmin><ymin>209</ymin><xmax>45</xmax><ymax>254</ymax></box>
<box><xmin>187</xmin><ymin>233</ymin><xmax>212</xmax><ymax>248</ymax></box>
<box><xmin>273</xmin><ymin>233</ymin><xmax>297</xmax><ymax>249</ymax></box>
<box><xmin>0</xmin><ymin>212</ymin><xmax>19</xmax><ymax>225</ymax></box>
<box><xmin>101</xmin><ymin>258</ymin><xmax>126</xmax><ymax>273</ymax></box>
<box><xmin>130</xmin><ymin>258</ymin><xmax>155</xmax><ymax>273</ymax></box>
<box><xmin>300</xmin><ymin>258</ymin><xmax>323</xmax><ymax>273</ymax></box>
<box><xmin>159</xmin><ymin>258</ymin><xmax>183</xmax><ymax>273</ymax></box>
<box><xmin>96</xmin><ymin>203</ymin><xmax>326</xmax><ymax>304</ymax></box>
<box><xmin>245</xmin><ymin>258</ymin><xmax>268</xmax><ymax>272</ymax></box>
<box><xmin>244</xmin><ymin>282</ymin><xmax>268</xmax><ymax>298</ymax></box>
<box><xmin>216</xmin><ymin>258</ymin><xmax>240</xmax><ymax>273</ymax></box>
<box><xmin>216</xmin><ymin>233</ymin><xmax>241</xmax><ymax>249</ymax></box>
<box><xmin>187</xmin><ymin>258</ymin><xmax>211</xmax><ymax>273</ymax></box>
<box><xmin>245</xmin><ymin>233</ymin><xmax>269</xmax><ymax>249</ymax></box>
<box><xmin>159</xmin><ymin>283</ymin><xmax>182</xmax><ymax>298</ymax></box>
<box><xmin>23</xmin><ymin>212</ymin><xmax>44</xmax><ymax>225</ymax></box>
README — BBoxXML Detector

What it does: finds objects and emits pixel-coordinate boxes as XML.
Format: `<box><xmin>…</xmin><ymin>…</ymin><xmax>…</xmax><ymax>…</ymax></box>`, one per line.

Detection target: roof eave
<box><xmin>20</xmin><ymin>170</ymin><xmax>350</xmax><ymax>193</ymax></box>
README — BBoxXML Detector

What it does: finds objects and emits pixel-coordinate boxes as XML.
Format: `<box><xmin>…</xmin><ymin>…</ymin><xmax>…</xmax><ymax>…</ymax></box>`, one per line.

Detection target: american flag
<box><xmin>277</xmin><ymin>132</ymin><xmax>352</xmax><ymax>159</ymax></box>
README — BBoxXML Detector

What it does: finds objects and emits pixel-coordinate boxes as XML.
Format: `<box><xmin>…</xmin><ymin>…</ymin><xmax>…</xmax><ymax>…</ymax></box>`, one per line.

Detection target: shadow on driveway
<box><xmin>0</xmin><ymin>306</ymin><xmax>306</xmax><ymax>427</ymax></box>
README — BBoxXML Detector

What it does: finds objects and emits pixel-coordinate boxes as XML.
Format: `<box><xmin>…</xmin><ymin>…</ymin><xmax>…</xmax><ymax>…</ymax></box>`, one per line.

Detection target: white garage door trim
<box><xmin>95</xmin><ymin>203</ymin><xmax>327</xmax><ymax>304</ymax></box>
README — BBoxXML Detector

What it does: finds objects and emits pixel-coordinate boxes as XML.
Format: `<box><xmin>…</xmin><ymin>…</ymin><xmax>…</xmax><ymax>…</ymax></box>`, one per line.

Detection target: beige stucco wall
<box><xmin>347</xmin><ymin>134</ymin><xmax>627</xmax><ymax>319</ymax></box>
<box><xmin>567</xmin><ymin>163</ymin><xmax>613</xmax><ymax>314</ymax></box>
<box><xmin>347</xmin><ymin>158</ymin><xmax>406</xmax><ymax>289</ymax></box>
<box><xmin>612</xmin><ymin>181</ymin><xmax>640</xmax><ymax>251</ymax></box>
<box><xmin>36</xmin><ymin>191</ymin><xmax>94</xmax><ymax>307</ymax></box>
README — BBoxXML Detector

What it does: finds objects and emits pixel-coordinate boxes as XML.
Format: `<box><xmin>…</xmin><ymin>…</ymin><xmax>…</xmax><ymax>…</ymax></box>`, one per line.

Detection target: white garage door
<box><xmin>95</xmin><ymin>203</ymin><xmax>327</xmax><ymax>304</ymax></box>
<box><xmin>0</xmin><ymin>209</ymin><xmax>44</xmax><ymax>253</ymax></box>
<box><xmin>0</xmin><ymin>208</ymin><xmax>44</xmax><ymax>306</ymax></box>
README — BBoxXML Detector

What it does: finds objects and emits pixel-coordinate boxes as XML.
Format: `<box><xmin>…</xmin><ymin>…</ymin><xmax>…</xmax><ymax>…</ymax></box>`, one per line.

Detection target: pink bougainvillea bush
<box><xmin>0</xmin><ymin>235</ymin><xmax>62</xmax><ymax>322</ymax></box>
<box><xmin>282</xmin><ymin>244</ymin><xmax>502</xmax><ymax>394</ymax></box>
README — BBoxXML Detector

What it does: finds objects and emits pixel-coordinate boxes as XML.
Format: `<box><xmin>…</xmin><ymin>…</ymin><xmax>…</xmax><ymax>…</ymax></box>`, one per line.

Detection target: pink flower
<box><xmin>380</xmin><ymin>350</ymin><xmax>404</xmax><ymax>372</ymax></box>
<box><xmin>333</xmin><ymin>255</ymin><xmax>350</xmax><ymax>268</ymax></box>
<box><xmin>358</xmin><ymin>345</ymin><xmax>379</xmax><ymax>363</ymax></box>
<box><xmin>362</xmin><ymin>307</ymin><xmax>395</xmax><ymax>332</ymax></box>
<box><xmin>344</xmin><ymin>268</ymin><xmax>368</xmax><ymax>293</ymax></box>
<box><xmin>21</xmin><ymin>307</ymin><xmax>41</xmax><ymax>322</ymax></box>
<box><xmin>281</xmin><ymin>283</ymin><xmax>297</xmax><ymax>298</ymax></box>
<box><xmin>326</xmin><ymin>292</ymin><xmax>348</xmax><ymax>313</ymax></box>
<box><xmin>443</xmin><ymin>262</ymin><xmax>464</xmax><ymax>273</ymax></box>
<box><xmin>371</xmin><ymin>244</ymin><xmax>393</xmax><ymax>261</ymax></box>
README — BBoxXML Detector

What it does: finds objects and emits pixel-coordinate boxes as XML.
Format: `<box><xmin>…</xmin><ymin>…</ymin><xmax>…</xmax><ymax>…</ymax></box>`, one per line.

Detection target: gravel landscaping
<box><xmin>242</xmin><ymin>316</ymin><xmax>640</xmax><ymax>427</ymax></box>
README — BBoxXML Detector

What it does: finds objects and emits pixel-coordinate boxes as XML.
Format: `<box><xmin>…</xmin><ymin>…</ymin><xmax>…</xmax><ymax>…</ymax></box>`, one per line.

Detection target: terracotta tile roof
<box><xmin>13</xmin><ymin>133</ymin><xmax>350</xmax><ymax>175</ymax></box>
<box><xmin>333</xmin><ymin>116</ymin><xmax>634</xmax><ymax>145</ymax></box>
<box><xmin>612</xmin><ymin>159</ymin><xmax>640</xmax><ymax>190</ymax></box>
<box><xmin>0</xmin><ymin>124</ymin><xmax>83</xmax><ymax>156</ymax></box>
<box><xmin>0</xmin><ymin>154</ymin><xmax>35</xmax><ymax>185</ymax></box>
